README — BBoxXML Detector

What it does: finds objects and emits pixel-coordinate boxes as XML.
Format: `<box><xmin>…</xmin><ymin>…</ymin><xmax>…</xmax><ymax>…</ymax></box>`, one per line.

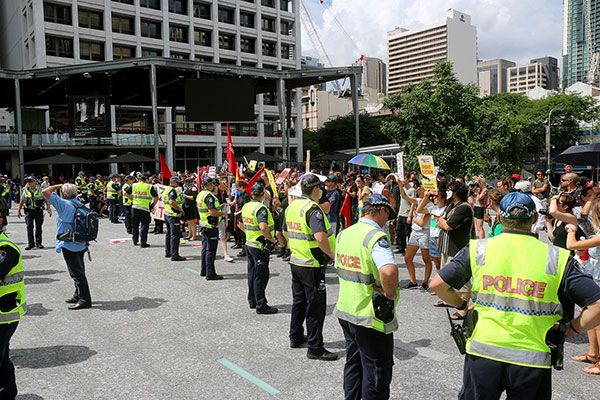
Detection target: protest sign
<box><xmin>265</xmin><ymin>169</ymin><xmax>278</xmax><ymax>194</ymax></box>
<box><xmin>418</xmin><ymin>155</ymin><xmax>435</xmax><ymax>177</ymax></box>
<box><xmin>248</xmin><ymin>160</ymin><xmax>257</xmax><ymax>171</ymax></box>
<box><xmin>396</xmin><ymin>152</ymin><xmax>404</xmax><ymax>181</ymax></box>
<box><xmin>276</xmin><ymin>168</ymin><xmax>290</xmax><ymax>184</ymax></box>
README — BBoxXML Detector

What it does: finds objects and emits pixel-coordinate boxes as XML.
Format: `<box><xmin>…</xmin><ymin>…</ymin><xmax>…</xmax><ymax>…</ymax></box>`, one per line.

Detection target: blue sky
<box><xmin>301</xmin><ymin>0</ymin><xmax>564</xmax><ymax>68</ymax></box>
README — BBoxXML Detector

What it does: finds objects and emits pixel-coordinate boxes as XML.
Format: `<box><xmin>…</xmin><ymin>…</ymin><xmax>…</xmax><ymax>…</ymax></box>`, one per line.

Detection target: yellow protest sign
<box><xmin>418</xmin><ymin>155</ymin><xmax>435</xmax><ymax>177</ymax></box>
<box><xmin>265</xmin><ymin>169</ymin><xmax>277</xmax><ymax>194</ymax></box>
<box><xmin>248</xmin><ymin>160</ymin><xmax>257</xmax><ymax>170</ymax></box>
<box><xmin>422</xmin><ymin>176</ymin><xmax>438</xmax><ymax>191</ymax></box>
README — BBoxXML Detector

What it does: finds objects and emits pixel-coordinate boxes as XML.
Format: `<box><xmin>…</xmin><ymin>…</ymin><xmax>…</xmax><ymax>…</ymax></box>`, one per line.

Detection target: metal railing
<box><xmin>0</xmin><ymin>131</ymin><xmax>164</xmax><ymax>147</ymax></box>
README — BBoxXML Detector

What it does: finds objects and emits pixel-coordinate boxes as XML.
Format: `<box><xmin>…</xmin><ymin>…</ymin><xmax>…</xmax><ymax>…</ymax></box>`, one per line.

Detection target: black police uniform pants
<box><xmin>201</xmin><ymin>227</ymin><xmax>219</xmax><ymax>277</ymax></box>
<box><xmin>24</xmin><ymin>209</ymin><xmax>43</xmax><ymax>247</ymax></box>
<box><xmin>339</xmin><ymin>319</ymin><xmax>394</xmax><ymax>400</ymax></box>
<box><xmin>246</xmin><ymin>245</ymin><xmax>270</xmax><ymax>310</ymax></box>
<box><xmin>62</xmin><ymin>248</ymin><xmax>92</xmax><ymax>306</ymax></box>
<box><xmin>107</xmin><ymin>199</ymin><xmax>118</xmax><ymax>223</ymax></box>
<box><xmin>123</xmin><ymin>205</ymin><xmax>132</xmax><ymax>234</ymax></box>
<box><xmin>0</xmin><ymin>322</ymin><xmax>18</xmax><ymax>399</ymax></box>
<box><xmin>459</xmin><ymin>354</ymin><xmax>552</xmax><ymax>400</ymax></box>
<box><xmin>395</xmin><ymin>216</ymin><xmax>411</xmax><ymax>252</ymax></box>
<box><xmin>289</xmin><ymin>264</ymin><xmax>326</xmax><ymax>355</ymax></box>
<box><xmin>131</xmin><ymin>208</ymin><xmax>151</xmax><ymax>245</ymax></box>
<box><xmin>89</xmin><ymin>196</ymin><xmax>98</xmax><ymax>213</ymax></box>
<box><xmin>165</xmin><ymin>215</ymin><xmax>181</xmax><ymax>259</ymax></box>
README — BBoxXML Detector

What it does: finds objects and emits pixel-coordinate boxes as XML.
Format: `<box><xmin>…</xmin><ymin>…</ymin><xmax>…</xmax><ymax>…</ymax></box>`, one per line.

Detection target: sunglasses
<box><xmin>561</xmin><ymin>179</ymin><xmax>570</xmax><ymax>182</ymax></box>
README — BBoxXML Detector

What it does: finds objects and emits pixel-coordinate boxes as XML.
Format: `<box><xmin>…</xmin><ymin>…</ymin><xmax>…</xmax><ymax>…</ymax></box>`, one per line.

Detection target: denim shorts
<box><xmin>408</xmin><ymin>229</ymin><xmax>430</xmax><ymax>249</ymax></box>
<box><xmin>429</xmin><ymin>236</ymin><xmax>441</xmax><ymax>258</ymax></box>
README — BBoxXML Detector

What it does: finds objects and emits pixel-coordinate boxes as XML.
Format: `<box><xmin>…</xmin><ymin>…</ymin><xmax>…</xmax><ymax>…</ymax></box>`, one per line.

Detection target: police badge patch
<box><xmin>314</xmin><ymin>211</ymin><xmax>323</xmax><ymax>220</ymax></box>
<box><xmin>0</xmin><ymin>250</ymin><xmax>6</xmax><ymax>264</ymax></box>
<box><xmin>377</xmin><ymin>238</ymin><xmax>390</xmax><ymax>248</ymax></box>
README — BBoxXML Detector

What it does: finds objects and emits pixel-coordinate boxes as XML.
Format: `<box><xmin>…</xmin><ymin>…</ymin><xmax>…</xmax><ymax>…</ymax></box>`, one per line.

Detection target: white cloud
<box><xmin>300</xmin><ymin>0</ymin><xmax>563</xmax><ymax>68</ymax></box>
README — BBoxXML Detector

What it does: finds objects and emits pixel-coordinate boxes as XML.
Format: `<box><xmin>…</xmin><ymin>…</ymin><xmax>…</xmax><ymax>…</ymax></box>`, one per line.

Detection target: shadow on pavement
<box><xmin>26</xmin><ymin>303</ymin><xmax>53</xmax><ymax>316</ymax></box>
<box><xmin>325</xmin><ymin>276</ymin><xmax>339</xmax><ymax>285</ymax></box>
<box><xmin>16</xmin><ymin>395</ymin><xmax>44</xmax><ymax>400</ymax></box>
<box><xmin>567</xmin><ymin>334</ymin><xmax>589</xmax><ymax>345</ymax></box>
<box><xmin>24</xmin><ymin>270</ymin><xmax>64</xmax><ymax>277</ymax></box>
<box><xmin>24</xmin><ymin>277</ymin><xmax>60</xmax><ymax>285</ymax></box>
<box><xmin>93</xmin><ymin>296</ymin><xmax>168</xmax><ymax>312</ymax></box>
<box><xmin>21</xmin><ymin>255</ymin><xmax>41</xmax><ymax>260</ymax></box>
<box><xmin>274</xmin><ymin>303</ymin><xmax>335</xmax><ymax>315</ymax></box>
<box><xmin>12</xmin><ymin>345</ymin><xmax>97</xmax><ymax>369</ymax></box>
<box><xmin>393</xmin><ymin>338</ymin><xmax>432</xmax><ymax>361</ymax></box>
<box><xmin>221</xmin><ymin>273</ymin><xmax>280</xmax><ymax>280</ymax></box>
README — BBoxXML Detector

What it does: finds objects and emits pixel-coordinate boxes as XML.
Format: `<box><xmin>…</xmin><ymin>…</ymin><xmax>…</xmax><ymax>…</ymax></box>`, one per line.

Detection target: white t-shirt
<box><xmin>411</xmin><ymin>199</ymin><xmax>425</xmax><ymax>232</ymax></box>
<box><xmin>426</xmin><ymin>203</ymin><xmax>447</xmax><ymax>238</ymax></box>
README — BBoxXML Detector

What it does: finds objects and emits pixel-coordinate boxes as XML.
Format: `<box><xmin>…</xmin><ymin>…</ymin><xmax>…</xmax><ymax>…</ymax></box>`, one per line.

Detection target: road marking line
<box><xmin>394</xmin><ymin>340</ymin><xmax>449</xmax><ymax>362</ymax></box>
<box><xmin>183</xmin><ymin>267</ymin><xmax>202</xmax><ymax>275</ymax></box>
<box><xmin>217</xmin><ymin>358</ymin><xmax>280</xmax><ymax>395</ymax></box>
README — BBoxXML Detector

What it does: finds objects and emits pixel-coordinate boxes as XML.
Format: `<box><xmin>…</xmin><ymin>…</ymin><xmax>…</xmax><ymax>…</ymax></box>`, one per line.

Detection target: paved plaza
<box><xmin>5</xmin><ymin>214</ymin><xmax>598</xmax><ymax>399</ymax></box>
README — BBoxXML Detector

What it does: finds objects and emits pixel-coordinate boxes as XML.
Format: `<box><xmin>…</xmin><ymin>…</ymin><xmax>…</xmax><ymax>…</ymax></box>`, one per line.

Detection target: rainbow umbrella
<box><xmin>348</xmin><ymin>154</ymin><xmax>390</xmax><ymax>170</ymax></box>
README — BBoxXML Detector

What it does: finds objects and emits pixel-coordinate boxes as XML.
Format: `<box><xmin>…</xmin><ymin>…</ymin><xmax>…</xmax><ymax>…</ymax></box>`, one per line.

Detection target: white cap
<box><xmin>514</xmin><ymin>180</ymin><xmax>532</xmax><ymax>193</ymax></box>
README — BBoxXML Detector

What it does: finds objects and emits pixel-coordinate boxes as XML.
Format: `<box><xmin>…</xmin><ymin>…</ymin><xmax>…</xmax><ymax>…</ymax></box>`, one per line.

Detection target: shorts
<box><xmin>429</xmin><ymin>236</ymin><xmax>441</xmax><ymax>258</ymax></box>
<box><xmin>218</xmin><ymin>219</ymin><xmax>226</xmax><ymax>240</ymax></box>
<box><xmin>474</xmin><ymin>206</ymin><xmax>484</xmax><ymax>220</ymax></box>
<box><xmin>408</xmin><ymin>229</ymin><xmax>430</xmax><ymax>249</ymax></box>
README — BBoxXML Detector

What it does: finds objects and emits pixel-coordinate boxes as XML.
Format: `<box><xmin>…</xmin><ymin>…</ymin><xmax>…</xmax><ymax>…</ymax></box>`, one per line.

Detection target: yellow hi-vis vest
<box><xmin>242</xmin><ymin>200</ymin><xmax>274</xmax><ymax>250</ymax></box>
<box><xmin>122</xmin><ymin>183</ymin><xmax>132</xmax><ymax>206</ymax></box>
<box><xmin>22</xmin><ymin>186</ymin><xmax>44</xmax><ymax>210</ymax></box>
<box><xmin>162</xmin><ymin>186</ymin><xmax>183</xmax><ymax>218</ymax></box>
<box><xmin>0</xmin><ymin>233</ymin><xmax>27</xmax><ymax>324</ymax></box>
<box><xmin>1</xmin><ymin>183</ymin><xmax>9</xmax><ymax>196</ymax></box>
<box><xmin>132</xmin><ymin>182</ymin><xmax>153</xmax><ymax>212</ymax></box>
<box><xmin>106</xmin><ymin>181</ymin><xmax>118</xmax><ymax>200</ymax></box>
<box><xmin>467</xmin><ymin>233</ymin><xmax>570</xmax><ymax>369</ymax></box>
<box><xmin>95</xmin><ymin>180</ymin><xmax>105</xmax><ymax>192</ymax></box>
<box><xmin>333</xmin><ymin>221</ymin><xmax>399</xmax><ymax>333</ymax></box>
<box><xmin>75</xmin><ymin>176</ymin><xmax>86</xmax><ymax>192</ymax></box>
<box><xmin>285</xmin><ymin>196</ymin><xmax>335</xmax><ymax>267</ymax></box>
<box><xmin>196</xmin><ymin>190</ymin><xmax>221</xmax><ymax>228</ymax></box>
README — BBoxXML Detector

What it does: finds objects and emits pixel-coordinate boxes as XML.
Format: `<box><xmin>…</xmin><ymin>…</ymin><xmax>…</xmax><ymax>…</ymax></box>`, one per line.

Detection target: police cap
<box><xmin>499</xmin><ymin>192</ymin><xmax>536</xmax><ymax>219</ymax></box>
<box><xmin>363</xmin><ymin>194</ymin><xmax>393</xmax><ymax>212</ymax></box>
<box><xmin>251</xmin><ymin>183</ymin><xmax>264</xmax><ymax>196</ymax></box>
<box><xmin>301</xmin><ymin>174</ymin><xmax>322</xmax><ymax>189</ymax></box>
<box><xmin>24</xmin><ymin>175</ymin><xmax>36</xmax><ymax>182</ymax></box>
<box><xmin>78</xmin><ymin>171</ymin><xmax>85</xmax><ymax>176</ymax></box>
<box><xmin>170</xmin><ymin>176</ymin><xmax>182</xmax><ymax>183</ymax></box>
<box><xmin>203</xmin><ymin>177</ymin><xmax>216</xmax><ymax>187</ymax></box>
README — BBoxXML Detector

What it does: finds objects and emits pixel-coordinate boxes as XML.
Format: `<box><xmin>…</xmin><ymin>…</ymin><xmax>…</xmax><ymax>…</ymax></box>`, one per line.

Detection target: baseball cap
<box><xmin>499</xmin><ymin>192</ymin><xmax>536</xmax><ymax>219</ymax></box>
<box><xmin>326</xmin><ymin>174</ymin><xmax>337</xmax><ymax>183</ymax></box>
<box><xmin>301</xmin><ymin>174</ymin><xmax>322</xmax><ymax>189</ymax></box>
<box><xmin>170</xmin><ymin>176</ymin><xmax>182</xmax><ymax>183</ymax></box>
<box><xmin>251</xmin><ymin>183</ymin><xmax>265</xmax><ymax>195</ymax></box>
<box><xmin>89</xmin><ymin>176</ymin><xmax>96</xmax><ymax>180</ymax></box>
<box><xmin>511</xmin><ymin>173</ymin><xmax>521</xmax><ymax>180</ymax></box>
<box><xmin>125</xmin><ymin>175</ymin><xmax>135</xmax><ymax>180</ymax></box>
<box><xmin>24</xmin><ymin>175</ymin><xmax>36</xmax><ymax>182</ymax></box>
<box><xmin>96</xmin><ymin>174</ymin><xmax>103</xmax><ymax>178</ymax></box>
<box><xmin>78</xmin><ymin>171</ymin><xmax>85</xmax><ymax>175</ymax></box>
<box><xmin>203</xmin><ymin>177</ymin><xmax>216</xmax><ymax>187</ymax></box>
<box><xmin>514</xmin><ymin>181</ymin><xmax>532</xmax><ymax>193</ymax></box>
<box><xmin>363</xmin><ymin>194</ymin><xmax>393</xmax><ymax>211</ymax></box>
<box><xmin>109</xmin><ymin>174</ymin><xmax>116</xmax><ymax>179</ymax></box>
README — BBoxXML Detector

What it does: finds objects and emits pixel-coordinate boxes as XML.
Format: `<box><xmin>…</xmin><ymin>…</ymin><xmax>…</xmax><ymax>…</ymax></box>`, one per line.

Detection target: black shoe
<box><xmin>140</xmin><ymin>243</ymin><xmax>151</xmax><ymax>248</ymax></box>
<box><xmin>200</xmin><ymin>273</ymin><xmax>206</xmax><ymax>277</ymax></box>
<box><xmin>36</xmin><ymin>244</ymin><xmax>44</xmax><ymax>249</ymax></box>
<box><xmin>171</xmin><ymin>256</ymin><xmax>187</xmax><ymax>262</ymax></box>
<box><xmin>154</xmin><ymin>231</ymin><xmax>163</xmax><ymax>235</ymax></box>
<box><xmin>68</xmin><ymin>302</ymin><xmax>92</xmax><ymax>310</ymax></box>
<box><xmin>133</xmin><ymin>242</ymin><xmax>139</xmax><ymax>246</ymax></box>
<box><xmin>206</xmin><ymin>275</ymin><xmax>223</xmax><ymax>281</ymax></box>
<box><xmin>256</xmin><ymin>306</ymin><xmax>278</xmax><ymax>315</ymax></box>
<box><xmin>249</xmin><ymin>304</ymin><xmax>256</xmax><ymax>309</ymax></box>
<box><xmin>403</xmin><ymin>281</ymin><xmax>418</xmax><ymax>289</ymax></box>
<box><xmin>237</xmin><ymin>250</ymin><xmax>247</xmax><ymax>257</ymax></box>
<box><xmin>165</xmin><ymin>254</ymin><xmax>171</xmax><ymax>258</ymax></box>
<box><xmin>25</xmin><ymin>245</ymin><xmax>34</xmax><ymax>250</ymax></box>
<box><xmin>421</xmin><ymin>282</ymin><xmax>429</xmax><ymax>291</ymax></box>
<box><xmin>290</xmin><ymin>335</ymin><xmax>308</xmax><ymax>348</ymax></box>
<box><xmin>307</xmin><ymin>349</ymin><xmax>338</xmax><ymax>361</ymax></box>
<box><xmin>65</xmin><ymin>298</ymin><xmax>78</xmax><ymax>304</ymax></box>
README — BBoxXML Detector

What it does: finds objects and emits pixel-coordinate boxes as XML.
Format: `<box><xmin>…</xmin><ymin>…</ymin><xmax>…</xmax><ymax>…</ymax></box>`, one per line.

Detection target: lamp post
<box><xmin>546</xmin><ymin>108</ymin><xmax>563</xmax><ymax>175</ymax></box>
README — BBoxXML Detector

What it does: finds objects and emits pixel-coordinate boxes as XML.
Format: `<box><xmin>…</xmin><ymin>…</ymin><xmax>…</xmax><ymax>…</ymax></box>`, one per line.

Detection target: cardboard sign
<box><xmin>418</xmin><ymin>155</ymin><xmax>435</xmax><ymax>177</ymax></box>
<box><xmin>151</xmin><ymin>184</ymin><xmax>166</xmax><ymax>221</ymax></box>
<box><xmin>396</xmin><ymin>152</ymin><xmax>404</xmax><ymax>181</ymax></box>
<box><xmin>265</xmin><ymin>169</ymin><xmax>277</xmax><ymax>194</ymax></box>
<box><xmin>248</xmin><ymin>160</ymin><xmax>257</xmax><ymax>171</ymax></box>
<box><xmin>276</xmin><ymin>168</ymin><xmax>291</xmax><ymax>184</ymax></box>
<box><xmin>422</xmin><ymin>176</ymin><xmax>438</xmax><ymax>191</ymax></box>
<box><xmin>208</xmin><ymin>166</ymin><xmax>217</xmax><ymax>177</ymax></box>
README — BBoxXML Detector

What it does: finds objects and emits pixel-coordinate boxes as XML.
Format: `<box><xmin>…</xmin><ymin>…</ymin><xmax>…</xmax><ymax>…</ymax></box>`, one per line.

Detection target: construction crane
<box><xmin>585</xmin><ymin>0</ymin><xmax>600</xmax><ymax>85</ymax></box>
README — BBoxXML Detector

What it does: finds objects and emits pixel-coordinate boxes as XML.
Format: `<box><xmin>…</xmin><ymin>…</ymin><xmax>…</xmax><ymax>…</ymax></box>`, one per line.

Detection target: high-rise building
<box><xmin>563</xmin><ymin>0</ymin><xmax>600</xmax><ymax>87</ymax></box>
<box><xmin>352</xmin><ymin>56</ymin><xmax>386</xmax><ymax>95</ymax></box>
<box><xmin>507</xmin><ymin>56</ymin><xmax>559</xmax><ymax>94</ymax></box>
<box><xmin>387</xmin><ymin>9</ymin><xmax>477</xmax><ymax>94</ymax></box>
<box><xmin>477</xmin><ymin>59</ymin><xmax>516</xmax><ymax>97</ymax></box>
<box><xmin>0</xmin><ymin>0</ymin><xmax>302</xmax><ymax>169</ymax></box>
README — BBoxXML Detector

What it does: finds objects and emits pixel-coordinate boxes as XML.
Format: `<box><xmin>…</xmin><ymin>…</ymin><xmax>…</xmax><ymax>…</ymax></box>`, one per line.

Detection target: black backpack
<box><xmin>57</xmin><ymin>200</ymin><xmax>98</xmax><ymax>243</ymax></box>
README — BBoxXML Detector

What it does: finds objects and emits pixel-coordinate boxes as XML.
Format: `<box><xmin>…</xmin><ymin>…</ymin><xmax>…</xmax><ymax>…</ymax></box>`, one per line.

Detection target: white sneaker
<box><xmin>224</xmin><ymin>255</ymin><xmax>234</xmax><ymax>262</ymax></box>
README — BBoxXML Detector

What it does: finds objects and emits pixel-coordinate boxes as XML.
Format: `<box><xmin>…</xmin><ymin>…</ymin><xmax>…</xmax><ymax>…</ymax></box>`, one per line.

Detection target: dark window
<box><xmin>262</xmin><ymin>16</ymin><xmax>275</xmax><ymax>32</ymax></box>
<box><xmin>261</xmin><ymin>0</ymin><xmax>275</xmax><ymax>8</ymax></box>
<box><xmin>169</xmin><ymin>25</ymin><xmax>188</xmax><ymax>43</ymax></box>
<box><xmin>141</xmin><ymin>19</ymin><xmax>161</xmax><ymax>38</ymax></box>
<box><xmin>281</xmin><ymin>20</ymin><xmax>293</xmax><ymax>35</ymax></box>
<box><xmin>45</xmin><ymin>36</ymin><xmax>73</xmax><ymax>58</ymax></box>
<box><xmin>219</xmin><ymin>33</ymin><xmax>235</xmax><ymax>50</ymax></box>
<box><xmin>240</xmin><ymin>37</ymin><xmax>255</xmax><ymax>53</ymax></box>
<box><xmin>78</xmin><ymin>8</ymin><xmax>103</xmax><ymax>30</ymax></box>
<box><xmin>44</xmin><ymin>2</ymin><xmax>72</xmax><ymax>25</ymax></box>
<box><xmin>112</xmin><ymin>14</ymin><xmax>134</xmax><ymax>34</ymax></box>
<box><xmin>241</xmin><ymin>61</ymin><xmax>256</xmax><ymax>67</ymax></box>
<box><xmin>218</xmin><ymin>8</ymin><xmax>234</xmax><ymax>24</ymax></box>
<box><xmin>140</xmin><ymin>0</ymin><xmax>160</xmax><ymax>10</ymax></box>
<box><xmin>240</xmin><ymin>12</ymin><xmax>254</xmax><ymax>28</ymax></box>
<box><xmin>195</xmin><ymin>55</ymin><xmax>213</xmax><ymax>62</ymax></box>
<box><xmin>80</xmin><ymin>40</ymin><xmax>105</xmax><ymax>61</ymax></box>
<box><xmin>241</xmin><ymin>0</ymin><xmax>254</xmax><ymax>3</ymax></box>
<box><xmin>112</xmin><ymin>0</ymin><xmax>134</xmax><ymax>4</ymax></box>
<box><xmin>170</xmin><ymin>52</ymin><xmax>188</xmax><ymax>59</ymax></box>
<box><xmin>168</xmin><ymin>0</ymin><xmax>187</xmax><ymax>14</ymax></box>
<box><xmin>194</xmin><ymin>29</ymin><xmax>211</xmax><ymax>46</ymax></box>
<box><xmin>142</xmin><ymin>48</ymin><xmax>162</xmax><ymax>57</ymax></box>
<box><xmin>116</xmin><ymin>110</ymin><xmax>151</xmax><ymax>131</ymax></box>
<box><xmin>279</xmin><ymin>0</ymin><xmax>289</xmax><ymax>11</ymax></box>
<box><xmin>263</xmin><ymin>92</ymin><xmax>276</xmax><ymax>105</ymax></box>
<box><xmin>193</xmin><ymin>1</ymin><xmax>210</xmax><ymax>19</ymax></box>
<box><xmin>281</xmin><ymin>43</ymin><xmax>290</xmax><ymax>59</ymax></box>
<box><xmin>220</xmin><ymin>58</ymin><xmax>237</xmax><ymax>65</ymax></box>
<box><xmin>262</xmin><ymin>40</ymin><xmax>276</xmax><ymax>57</ymax></box>
<box><xmin>113</xmin><ymin>44</ymin><xmax>135</xmax><ymax>59</ymax></box>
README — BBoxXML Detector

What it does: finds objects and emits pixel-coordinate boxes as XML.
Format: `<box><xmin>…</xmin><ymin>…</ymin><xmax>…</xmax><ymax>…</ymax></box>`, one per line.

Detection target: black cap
<box><xmin>203</xmin><ymin>177</ymin><xmax>215</xmax><ymax>187</ymax></box>
<box><xmin>170</xmin><ymin>176</ymin><xmax>182</xmax><ymax>183</ymax></box>
<box><xmin>125</xmin><ymin>175</ymin><xmax>135</xmax><ymax>181</ymax></box>
<box><xmin>251</xmin><ymin>183</ymin><xmax>265</xmax><ymax>196</ymax></box>
<box><xmin>301</xmin><ymin>174</ymin><xmax>322</xmax><ymax>189</ymax></box>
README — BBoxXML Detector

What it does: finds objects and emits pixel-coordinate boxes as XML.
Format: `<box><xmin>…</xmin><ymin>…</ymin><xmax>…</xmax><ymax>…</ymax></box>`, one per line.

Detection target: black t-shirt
<box><xmin>439</xmin><ymin>201</ymin><xmax>474</xmax><ymax>256</ymax></box>
<box><xmin>168</xmin><ymin>188</ymin><xmax>178</xmax><ymax>202</ymax></box>
<box><xmin>250</xmin><ymin>200</ymin><xmax>270</xmax><ymax>224</ymax></box>
<box><xmin>205</xmin><ymin>193</ymin><xmax>216</xmax><ymax>210</ymax></box>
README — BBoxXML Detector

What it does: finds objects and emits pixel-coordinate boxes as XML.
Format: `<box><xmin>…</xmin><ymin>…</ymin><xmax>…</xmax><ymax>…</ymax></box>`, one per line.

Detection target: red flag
<box><xmin>226</xmin><ymin>123</ymin><xmax>239</xmax><ymax>178</ymax></box>
<box><xmin>339</xmin><ymin>193</ymin><xmax>352</xmax><ymax>228</ymax></box>
<box><xmin>245</xmin><ymin>166</ymin><xmax>265</xmax><ymax>195</ymax></box>
<box><xmin>159</xmin><ymin>153</ymin><xmax>172</xmax><ymax>182</ymax></box>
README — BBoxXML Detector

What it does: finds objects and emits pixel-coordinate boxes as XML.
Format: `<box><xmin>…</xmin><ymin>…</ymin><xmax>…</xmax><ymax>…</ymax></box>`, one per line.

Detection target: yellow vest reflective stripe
<box><xmin>122</xmin><ymin>183</ymin><xmax>132</xmax><ymax>205</ymax></box>
<box><xmin>23</xmin><ymin>186</ymin><xmax>44</xmax><ymax>209</ymax></box>
<box><xmin>196</xmin><ymin>190</ymin><xmax>221</xmax><ymax>228</ymax></box>
<box><xmin>75</xmin><ymin>177</ymin><xmax>86</xmax><ymax>191</ymax></box>
<box><xmin>87</xmin><ymin>183</ymin><xmax>96</xmax><ymax>196</ymax></box>
<box><xmin>333</xmin><ymin>221</ymin><xmax>398</xmax><ymax>333</ymax></box>
<box><xmin>467</xmin><ymin>234</ymin><xmax>569</xmax><ymax>369</ymax></box>
<box><xmin>95</xmin><ymin>181</ymin><xmax>105</xmax><ymax>191</ymax></box>
<box><xmin>163</xmin><ymin>186</ymin><xmax>183</xmax><ymax>217</ymax></box>
<box><xmin>106</xmin><ymin>181</ymin><xmax>118</xmax><ymax>199</ymax></box>
<box><xmin>132</xmin><ymin>182</ymin><xmax>153</xmax><ymax>212</ymax></box>
<box><xmin>242</xmin><ymin>201</ymin><xmax>274</xmax><ymax>250</ymax></box>
<box><xmin>285</xmin><ymin>197</ymin><xmax>335</xmax><ymax>268</ymax></box>
<box><xmin>1</xmin><ymin>183</ymin><xmax>9</xmax><ymax>196</ymax></box>
<box><xmin>0</xmin><ymin>233</ymin><xmax>27</xmax><ymax>324</ymax></box>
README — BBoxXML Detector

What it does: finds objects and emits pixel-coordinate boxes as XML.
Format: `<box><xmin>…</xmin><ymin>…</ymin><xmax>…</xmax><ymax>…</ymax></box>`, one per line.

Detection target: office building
<box><xmin>387</xmin><ymin>9</ymin><xmax>477</xmax><ymax>94</ymax></box>
<box><xmin>563</xmin><ymin>0</ymin><xmax>600</xmax><ymax>87</ymax></box>
<box><xmin>507</xmin><ymin>56</ymin><xmax>559</xmax><ymax>94</ymax></box>
<box><xmin>477</xmin><ymin>59</ymin><xmax>515</xmax><ymax>97</ymax></box>
<box><xmin>0</xmin><ymin>0</ymin><xmax>302</xmax><ymax>171</ymax></box>
<box><xmin>352</xmin><ymin>56</ymin><xmax>386</xmax><ymax>95</ymax></box>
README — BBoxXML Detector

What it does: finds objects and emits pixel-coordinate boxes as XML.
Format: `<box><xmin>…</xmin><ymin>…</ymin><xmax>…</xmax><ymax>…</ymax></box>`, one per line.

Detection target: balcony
<box><xmin>0</xmin><ymin>131</ymin><xmax>164</xmax><ymax>148</ymax></box>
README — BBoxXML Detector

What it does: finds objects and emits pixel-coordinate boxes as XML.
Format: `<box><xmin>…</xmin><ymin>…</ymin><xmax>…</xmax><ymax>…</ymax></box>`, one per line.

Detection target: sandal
<box><xmin>583</xmin><ymin>361</ymin><xmax>600</xmax><ymax>375</ymax></box>
<box><xmin>433</xmin><ymin>300</ymin><xmax>453</xmax><ymax>308</ymax></box>
<box><xmin>450</xmin><ymin>311</ymin><xmax>466</xmax><ymax>320</ymax></box>
<box><xmin>572</xmin><ymin>353</ymin><xmax>600</xmax><ymax>364</ymax></box>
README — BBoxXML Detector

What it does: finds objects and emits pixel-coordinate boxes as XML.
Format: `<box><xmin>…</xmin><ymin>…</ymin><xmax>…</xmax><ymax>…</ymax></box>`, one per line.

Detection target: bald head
<box><xmin>561</xmin><ymin>173</ymin><xmax>578</xmax><ymax>191</ymax></box>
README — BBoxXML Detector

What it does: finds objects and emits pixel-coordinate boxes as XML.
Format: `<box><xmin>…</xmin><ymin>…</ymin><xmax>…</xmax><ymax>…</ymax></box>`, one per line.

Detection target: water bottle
<box><xmin>317</xmin><ymin>279</ymin><xmax>326</xmax><ymax>293</ymax></box>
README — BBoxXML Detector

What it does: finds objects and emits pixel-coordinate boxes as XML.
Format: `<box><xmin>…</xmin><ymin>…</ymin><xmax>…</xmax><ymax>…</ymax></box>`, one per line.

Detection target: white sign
<box><xmin>396</xmin><ymin>152</ymin><xmax>404</xmax><ymax>181</ymax></box>
<box><xmin>208</xmin><ymin>166</ymin><xmax>217</xmax><ymax>177</ymax></box>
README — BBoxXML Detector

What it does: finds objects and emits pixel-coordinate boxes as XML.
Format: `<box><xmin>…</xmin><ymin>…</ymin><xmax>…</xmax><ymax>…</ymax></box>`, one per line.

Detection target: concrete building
<box><xmin>301</xmin><ymin>87</ymin><xmax>368</xmax><ymax>131</ymax></box>
<box><xmin>352</xmin><ymin>56</ymin><xmax>386</xmax><ymax>95</ymax></box>
<box><xmin>0</xmin><ymin>0</ymin><xmax>303</xmax><ymax>171</ymax></box>
<box><xmin>387</xmin><ymin>9</ymin><xmax>477</xmax><ymax>94</ymax></box>
<box><xmin>507</xmin><ymin>56</ymin><xmax>559</xmax><ymax>94</ymax></box>
<box><xmin>477</xmin><ymin>58</ymin><xmax>515</xmax><ymax>97</ymax></box>
<box><xmin>563</xmin><ymin>0</ymin><xmax>600</xmax><ymax>87</ymax></box>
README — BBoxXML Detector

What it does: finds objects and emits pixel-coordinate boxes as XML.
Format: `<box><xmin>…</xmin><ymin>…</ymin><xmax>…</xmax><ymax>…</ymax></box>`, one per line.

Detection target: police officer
<box><xmin>430</xmin><ymin>192</ymin><xmax>600</xmax><ymax>400</ymax></box>
<box><xmin>0</xmin><ymin>177</ymin><xmax>10</xmax><ymax>213</ymax></box>
<box><xmin>241</xmin><ymin>183</ymin><xmax>278</xmax><ymax>314</ymax></box>
<box><xmin>124</xmin><ymin>175</ymin><xmax>158</xmax><ymax>248</ymax></box>
<box><xmin>87</xmin><ymin>176</ymin><xmax>98</xmax><ymax>212</ymax></box>
<box><xmin>121</xmin><ymin>175</ymin><xmax>135</xmax><ymax>234</ymax></box>
<box><xmin>75</xmin><ymin>171</ymin><xmax>87</xmax><ymax>200</ymax></box>
<box><xmin>197</xmin><ymin>178</ymin><xmax>225</xmax><ymax>280</ymax></box>
<box><xmin>163</xmin><ymin>176</ymin><xmax>186</xmax><ymax>262</ymax></box>
<box><xmin>17</xmin><ymin>176</ymin><xmax>51</xmax><ymax>250</ymax></box>
<box><xmin>105</xmin><ymin>174</ymin><xmax>121</xmax><ymax>223</ymax></box>
<box><xmin>0</xmin><ymin>198</ymin><xmax>27</xmax><ymax>398</ymax></box>
<box><xmin>284</xmin><ymin>174</ymin><xmax>337</xmax><ymax>361</ymax></box>
<box><xmin>333</xmin><ymin>194</ymin><xmax>399</xmax><ymax>399</ymax></box>
<box><xmin>95</xmin><ymin>174</ymin><xmax>106</xmax><ymax>216</ymax></box>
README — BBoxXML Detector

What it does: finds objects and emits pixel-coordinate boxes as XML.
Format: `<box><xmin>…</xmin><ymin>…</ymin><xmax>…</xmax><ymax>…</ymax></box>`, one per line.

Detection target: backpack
<box><xmin>57</xmin><ymin>200</ymin><xmax>98</xmax><ymax>243</ymax></box>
